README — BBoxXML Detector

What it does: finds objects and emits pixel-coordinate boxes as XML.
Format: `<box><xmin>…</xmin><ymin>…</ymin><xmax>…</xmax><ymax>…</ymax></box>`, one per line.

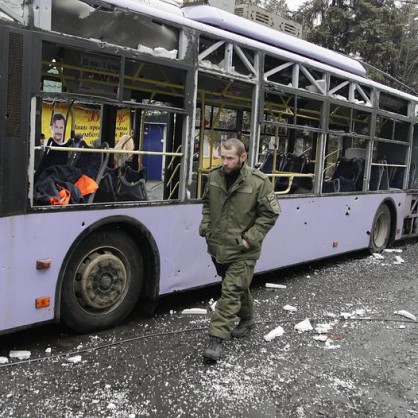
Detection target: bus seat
<box><xmin>123</xmin><ymin>165</ymin><xmax>146</xmax><ymax>182</ymax></box>
<box><xmin>72</xmin><ymin>142</ymin><xmax>110</xmax><ymax>203</ymax></box>
<box><xmin>323</xmin><ymin>157</ymin><xmax>364</xmax><ymax>193</ymax></box>
<box><xmin>34</xmin><ymin>164</ymin><xmax>84</xmax><ymax>205</ymax></box>
<box><xmin>369</xmin><ymin>160</ymin><xmax>389</xmax><ymax>191</ymax></box>
<box><xmin>117</xmin><ymin>166</ymin><xmax>148</xmax><ymax>201</ymax></box>
<box><xmin>259</xmin><ymin>151</ymin><xmax>286</xmax><ymax>173</ymax></box>
<box><xmin>389</xmin><ymin>166</ymin><xmax>404</xmax><ymax>189</ymax></box>
<box><xmin>34</xmin><ymin>140</ymin><xmax>73</xmax><ymax>183</ymax></box>
<box><xmin>276</xmin><ymin>154</ymin><xmax>313</xmax><ymax>193</ymax></box>
<box><xmin>259</xmin><ymin>151</ymin><xmax>273</xmax><ymax>173</ymax></box>
<box><xmin>94</xmin><ymin>166</ymin><xmax>148</xmax><ymax>203</ymax></box>
<box><xmin>290</xmin><ymin>154</ymin><xmax>313</xmax><ymax>192</ymax></box>
<box><xmin>93</xmin><ymin>166</ymin><xmax>119</xmax><ymax>203</ymax></box>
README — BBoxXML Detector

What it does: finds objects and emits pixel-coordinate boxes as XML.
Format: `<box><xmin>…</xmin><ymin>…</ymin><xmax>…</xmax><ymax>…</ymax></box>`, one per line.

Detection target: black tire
<box><xmin>369</xmin><ymin>204</ymin><xmax>391</xmax><ymax>253</ymax></box>
<box><xmin>138</xmin><ymin>297</ymin><xmax>159</xmax><ymax>317</ymax></box>
<box><xmin>61</xmin><ymin>229</ymin><xmax>143</xmax><ymax>333</ymax></box>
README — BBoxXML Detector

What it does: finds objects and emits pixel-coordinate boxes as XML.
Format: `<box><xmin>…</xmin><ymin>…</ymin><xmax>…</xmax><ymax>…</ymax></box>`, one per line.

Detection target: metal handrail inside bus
<box><xmin>166</xmin><ymin>162</ymin><xmax>181</xmax><ymax>187</ymax></box>
<box><xmin>371</xmin><ymin>162</ymin><xmax>407</xmax><ymax>169</ymax></box>
<box><xmin>370</xmin><ymin>160</ymin><xmax>408</xmax><ymax>190</ymax></box>
<box><xmin>167</xmin><ymin>181</ymin><xmax>180</xmax><ymax>200</ymax></box>
<box><xmin>167</xmin><ymin>145</ymin><xmax>182</xmax><ymax>170</ymax></box>
<box><xmin>323</xmin><ymin>147</ymin><xmax>343</xmax><ymax>175</ymax></box>
<box><xmin>266</xmin><ymin>172</ymin><xmax>316</xmax><ymax>195</ymax></box>
<box><xmin>34</xmin><ymin>145</ymin><xmax>183</xmax><ymax>158</ymax></box>
<box><xmin>166</xmin><ymin>146</ymin><xmax>182</xmax><ymax>199</ymax></box>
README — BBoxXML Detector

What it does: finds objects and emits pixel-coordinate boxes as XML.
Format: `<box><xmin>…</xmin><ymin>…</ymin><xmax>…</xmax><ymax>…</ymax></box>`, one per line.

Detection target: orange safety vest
<box><xmin>50</xmin><ymin>185</ymin><xmax>71</xmax><ymax>206</ymax></box>
<box><xmin>74</xmin><ymin>174</ymin><xmax>99</xmax><ymax>196</ymax></box>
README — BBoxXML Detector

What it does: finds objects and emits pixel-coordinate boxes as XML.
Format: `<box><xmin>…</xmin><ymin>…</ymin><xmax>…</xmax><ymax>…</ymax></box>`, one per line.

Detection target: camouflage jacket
<box><xmin>199</xmin><ymin>163</ymin><xmax>280</xmax><ymax>264</ymax></box>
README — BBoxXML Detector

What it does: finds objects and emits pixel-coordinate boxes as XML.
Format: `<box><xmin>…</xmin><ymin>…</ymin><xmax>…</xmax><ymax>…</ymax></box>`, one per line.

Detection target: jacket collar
<box><xmin>220</xmin><ymin>163</ymin><xmax>248</xmax><ymax>194</ymax></box>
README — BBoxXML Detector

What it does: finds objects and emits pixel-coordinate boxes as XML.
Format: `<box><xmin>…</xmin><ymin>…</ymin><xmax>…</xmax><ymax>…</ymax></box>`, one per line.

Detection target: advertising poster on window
<box><xmin>41</xmin><ymin>102</ymin><xmax>131</xmax><ymax>146</ymax></box>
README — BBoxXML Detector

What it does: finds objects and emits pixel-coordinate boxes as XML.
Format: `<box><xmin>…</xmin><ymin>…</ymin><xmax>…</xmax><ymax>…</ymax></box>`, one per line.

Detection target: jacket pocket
<box><xmin>235</xmin><ymin>236</ymin><xmax>249</xmax><ymax>252</ymax></box>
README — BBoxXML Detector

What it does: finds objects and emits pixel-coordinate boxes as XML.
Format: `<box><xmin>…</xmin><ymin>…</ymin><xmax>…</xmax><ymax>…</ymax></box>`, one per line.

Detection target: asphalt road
<box><xmin>1</xmin><ymin>239</ymin><xmax>418</xmax><ymax>418</ymax></box>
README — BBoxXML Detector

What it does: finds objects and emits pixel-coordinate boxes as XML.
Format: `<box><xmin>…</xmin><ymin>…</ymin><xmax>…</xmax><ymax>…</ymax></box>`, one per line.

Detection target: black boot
<box><xmin>203</xmin><ymin>336</ymin><xmax>223</xmax><ymax>361</ymax></box>
<box><xmin>231</xmin><ymin>317</ymin><xmax>256</xmax><ymax>338</ymax></box>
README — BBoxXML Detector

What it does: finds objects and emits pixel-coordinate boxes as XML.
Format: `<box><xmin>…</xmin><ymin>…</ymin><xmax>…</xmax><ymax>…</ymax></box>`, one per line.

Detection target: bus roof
<box><xmin>181</xmin><ymin>5</ymin><xmax>367</xmax><ymax>78</ymax></box>
<box><xmin>105</xmin><ymin>1</ymin><xmax>417</xmax><ymax>102</ymax></box>
<box><xmin>2</xmin><ymin>0</ymin><xmax>417</xmax><ymax>103</ymax></box>
<box><xmin>105</xmin><ymin>2</ymin><xmax>365</xmax><ymax>77</ymax></box>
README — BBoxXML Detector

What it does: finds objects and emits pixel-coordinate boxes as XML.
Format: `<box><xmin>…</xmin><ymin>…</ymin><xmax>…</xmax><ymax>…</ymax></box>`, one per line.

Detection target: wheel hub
<box><xmin>374</xmin><ymin>213</ymin><xmax>389</xmax><ymax>248</ymax></box>
<box><xmin>99</xmin><ymin>273</ymin><xmax>113</xmax><ymax>290</ymax></box>
<box><xmin>75</xmin><ymin>250</ymin><xmax>128</xmax><ymax>311</ymax></box>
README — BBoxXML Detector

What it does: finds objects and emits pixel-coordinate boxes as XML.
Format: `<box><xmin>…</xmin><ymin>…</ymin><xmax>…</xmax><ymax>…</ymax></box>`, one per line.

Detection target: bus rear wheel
<box><xmin>369</xmin><ymin>204</ymin><xmax>391</xmax><ymax>253</ymax></box>
<box><xmin>61</xmin><ymin>229</ymin><xmax>143</xmax><ymax>333</ymax></box>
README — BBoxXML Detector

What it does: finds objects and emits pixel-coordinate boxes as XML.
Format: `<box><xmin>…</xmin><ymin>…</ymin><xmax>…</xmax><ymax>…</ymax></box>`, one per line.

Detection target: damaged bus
<box><xmin>1</xmin><ymin>0</ymin><xmax>418</xmax><ymax>334</ymax></box>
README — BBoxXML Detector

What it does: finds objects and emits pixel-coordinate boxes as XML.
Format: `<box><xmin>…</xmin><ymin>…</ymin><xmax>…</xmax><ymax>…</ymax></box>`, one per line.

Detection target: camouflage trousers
<box><xmin>208</xmin><ymin>258</ymin><xmax>256</xmax><ymax>340</ymax></box>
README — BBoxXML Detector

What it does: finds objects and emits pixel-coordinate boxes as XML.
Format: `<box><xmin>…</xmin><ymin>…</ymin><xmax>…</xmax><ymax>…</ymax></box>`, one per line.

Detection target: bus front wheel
<box><xmin>61</xmin><ymin>229</ymin><xmax>143</xmax><ymax>333</ymax></box>
<box><xmin>369</xmin><ymin>204</ymin><xmax>391</xmax><ymax>253</ymax></box>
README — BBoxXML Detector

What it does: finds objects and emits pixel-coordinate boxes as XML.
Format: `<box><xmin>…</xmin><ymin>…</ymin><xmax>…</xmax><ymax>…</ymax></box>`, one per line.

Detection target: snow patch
<box><xmin>265</xmin><ymin>283</ymin><xmax>287</xmax><ymax>289</ymax></box>
<box><xmin>394</xmin><ymin>310</ymin><xmax>416</xmax><ymax>321</ymax></box>
<box><xmin>137</xmin><ymin>45</ymin><xmax>178</xmax><ymax>59</ymax></box>
<box><xmin>315</xmin><ymin>323</ymin><xmax>334</xmax><ymax>334</ymax></box>
<box><xmin>67</xmin><ymin>355</ymin><xmax>82</xmax><ymax>364</ymax></box>
<box><xmin>313</xmin><ymin>335</ymin><xmax>328</xmax><ymax>342</ymax></box>
<box><xmin>264</xmin><ymin>326</ymin><xmax>284</xmax><ymax>342</ymax></box>
<box><xmin>181</xmin><ymin>308</ymin><xmax>207</xmax><ymax>315</ymax></box>
<box><xmin>294</xmin><ymin>318</ymin><xmax>313</xmax><ymax>332</ymax></box>
<box><xmin>9</xmin><ymin>350</ymin><xmax>31</xmax><ymax>360</ymax></box>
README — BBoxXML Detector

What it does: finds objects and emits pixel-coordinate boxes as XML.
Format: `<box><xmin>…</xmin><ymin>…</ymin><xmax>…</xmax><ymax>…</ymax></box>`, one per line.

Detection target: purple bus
<box><xmin>1</xmin><ymin>0</ymin><xmax>417</xmax><ymax>335</ymax></box>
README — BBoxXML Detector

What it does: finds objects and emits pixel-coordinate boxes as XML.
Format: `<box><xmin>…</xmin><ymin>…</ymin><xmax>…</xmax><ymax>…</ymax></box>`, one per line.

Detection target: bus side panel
<box><xmin>0</xmin><ymin>26</ymin><xmax>31</xmax><ymax>217</ymax></box>
<box><xmin>0</xmin><ymin>193</ymin><xmax>406</xmax><ymax>333</ymax></box>
<box><xmin>257</xmin><ymin>193</ymin><xmax>405</xmax><ymax>273</ymax></box>
<box><xmin>0</xmin><ymin>205</ymin><xmax>211</xmax><ymax>333</ymax></box>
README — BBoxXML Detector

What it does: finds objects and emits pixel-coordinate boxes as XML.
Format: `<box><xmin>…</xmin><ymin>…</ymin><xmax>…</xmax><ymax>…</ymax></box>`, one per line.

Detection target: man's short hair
<box><xmin>51</xmin><ymin>113</ymin><xmax>66</xmax><ymax>125</ymax></box>
<box><xmin>221</xmin><ymin>138</ymin><xmax>246</xmax><ymax>157</ymax></box>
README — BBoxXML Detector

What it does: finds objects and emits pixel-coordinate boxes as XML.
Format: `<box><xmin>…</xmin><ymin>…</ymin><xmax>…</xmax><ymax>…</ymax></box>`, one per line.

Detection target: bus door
<box><xmin>143</xmin><ymin>123</ymin><xmax>166</xmax><ymax>181</ymax></box>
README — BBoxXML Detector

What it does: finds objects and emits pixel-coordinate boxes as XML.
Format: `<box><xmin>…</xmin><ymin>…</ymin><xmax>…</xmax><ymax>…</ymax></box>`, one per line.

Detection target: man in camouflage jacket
<box><xmin>199</xmin><ymin>138</ymin><xmax>280</xmax><ymax>361</ymax></box>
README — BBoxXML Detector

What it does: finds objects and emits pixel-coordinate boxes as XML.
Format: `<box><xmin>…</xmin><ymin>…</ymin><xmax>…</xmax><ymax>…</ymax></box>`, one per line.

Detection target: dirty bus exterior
<box><xmin>1</xmin><ymin>0</ymin><xmax>418</xmax><ymax>335</ymax></box>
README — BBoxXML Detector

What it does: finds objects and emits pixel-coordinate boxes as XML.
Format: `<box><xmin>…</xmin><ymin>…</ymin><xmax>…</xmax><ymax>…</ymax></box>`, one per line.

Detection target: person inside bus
<box><xmin>35</xmin><ymin>113</ymin><xmax>71</xmax><ymax>183</ymax></box>
<box><xmin>199</xmin><ymin>137</ymin><xmax>280</xmax><ymax>362</ymax></box>
<box><xmin>114</xmin><ymin>134</ymin><xmax>135</xmax><ymax>174</ymax></box>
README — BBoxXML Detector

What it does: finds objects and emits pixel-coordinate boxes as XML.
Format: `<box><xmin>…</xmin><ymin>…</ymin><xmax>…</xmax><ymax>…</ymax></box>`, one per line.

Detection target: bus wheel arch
<box><xmin>57</xmin><ymin>216</ymin><xmax>160</xmax><ymax>333</ymax></box>
<box><xmin>368</xmin><ymin>200</ymin><xmax>396</xmax><ymax>254</ymax></box>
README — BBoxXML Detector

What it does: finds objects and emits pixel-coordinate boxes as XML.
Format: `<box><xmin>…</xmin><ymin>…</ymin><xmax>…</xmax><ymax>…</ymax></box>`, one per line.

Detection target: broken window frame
<box><xmin>33</xmin><ymin>30</ymin><xmax>193</xmax><ymax>206</ymax></box>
